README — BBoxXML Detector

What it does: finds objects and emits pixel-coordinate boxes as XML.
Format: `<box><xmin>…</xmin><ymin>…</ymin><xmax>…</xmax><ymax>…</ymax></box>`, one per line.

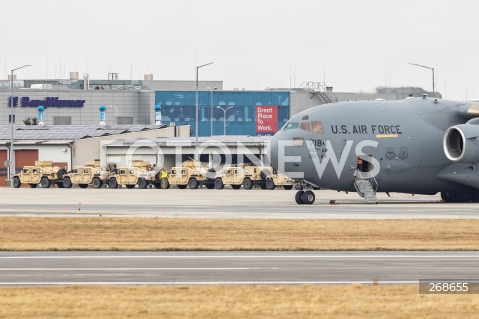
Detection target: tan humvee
<box><xmin>62</xmin><ymin>160</ymin><xmax>103</xmax><ymax>189</ymax></box>
<box><xmin>214</xmin><ymin>164</ymin><xmax>263</xmax><ymax>190</ymax></box>
<box><xmin>168</xmin><ymin>159</ymin><xmax>215</xmax><ymax>189</ymax></box>
<box><xmin>106</xmin><ymin>160</ymin><xmax>153</xmax><ymax>189</ymax></box>
<box><xmin>256</xmin><ymin>166</ymin><xmax>293</xmax><ymax>190</ymax></box>
<box><xmin>12</xmin><ymin>161</ymin><xmax>68</xmax><ymax>188</ymax></box>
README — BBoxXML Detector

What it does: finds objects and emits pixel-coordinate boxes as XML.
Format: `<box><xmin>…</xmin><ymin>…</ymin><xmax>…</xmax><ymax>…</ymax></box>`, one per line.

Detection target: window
<box><xmin>53</xmin><ymin>116</ymin><xmax>71</xmax><ymax>125</ymax></box>
<box><xmin>300</xmin><ymin>122</ymin><xmax>311</xmax><ymax>132</ymax></box>
<box><xmin>120</xmin><ymin>170</ymin><xmax>126</xmax><ymax>174</ymax></box>
<box><xmin>83</xmin><ymin>169</ymin><xmax>89</xmax><ymax>174</ymax></box>
<box><xmin>283</xmin><ymin>122</ymin><xmax>299</xmax><ymax>130</ymax></box>
<box><xmin>73</xmin><ymin>169</ymin><xmax>79</xmax><ymax>174</ymax></box>
<box><xmin>311</xmin><ymin>121</ymin><xmax>324</xmax><ymax>133</ymax></box>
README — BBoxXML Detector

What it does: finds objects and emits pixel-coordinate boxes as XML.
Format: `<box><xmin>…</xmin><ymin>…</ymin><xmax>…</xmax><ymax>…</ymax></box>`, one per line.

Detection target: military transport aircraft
<box><xmin>268</xmin><ymin>94</ymin><xmax>479</xmax><ymax>204</ymax></box>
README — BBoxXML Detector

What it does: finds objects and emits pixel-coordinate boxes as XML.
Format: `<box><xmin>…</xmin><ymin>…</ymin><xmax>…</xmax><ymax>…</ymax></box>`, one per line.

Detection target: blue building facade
<box><xmin>155</xmin><ymin>91</ymin><xmax>290</xmax><ymax>136</ymax></box>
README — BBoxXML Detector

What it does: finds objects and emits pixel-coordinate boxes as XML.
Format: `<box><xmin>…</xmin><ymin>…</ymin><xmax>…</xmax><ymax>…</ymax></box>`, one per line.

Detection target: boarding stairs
<box><xmin>354</xmin><ymin>170</ymin><xmax>379</xmax><ymax>204</ymax></box>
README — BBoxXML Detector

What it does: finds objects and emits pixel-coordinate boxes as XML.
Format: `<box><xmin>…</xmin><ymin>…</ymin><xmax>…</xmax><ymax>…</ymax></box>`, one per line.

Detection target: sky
<box><xmin>2</xmin><ymin>0</ymin><xmax>479</xmax><ymax>100</ymax></box>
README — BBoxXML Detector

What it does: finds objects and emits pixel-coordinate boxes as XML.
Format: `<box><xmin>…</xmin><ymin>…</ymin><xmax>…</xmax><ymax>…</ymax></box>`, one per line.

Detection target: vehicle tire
<box><xmin>205</xmin><ymin>183</ymin><xmax>215</xmax><ymax>189</ymax></box>
<box><xmin>283</xmin><ymin>185</ymin><xmax>293</xmax><ymax>190</ymax></box>
<box><xmin>214</xmin><ymin>178</ymin><xmax>224</xmax><ymax>189</ymax></box>
<box><xmin>63</xmin><ymin>177</ymin><xmax>73</xmax><ymax>188</ymax></box>
<box><xmin>295</xmin><ymin>191</ymin><xmax>304</xmax><ymax>204</ymax></box>
<box><xmin>109</xmin><ymin>178</ymin><xmax>118</xmax><ymax>189</ymax></box>
<box><xmin>12</xmin><ymin>177</ymin><xmax>21</xmax><ymax>188</ymax></box>
<box><xmin>57</xmin><ymin>182</ymin><xmax>64</xmax><ymax>188</ymax></box>
<box><xmin>92</xmin><ymin>177</ymin><xmax>103</xmax><ymax>189</ymax></box>
<box><xmin>178</xmin><ymin>184</ymin><xmax>187</xmax><ymax>189</ymax></box>
<box><xmin>266</xmin><ymin>178</ymin><xmax>275</xmax><ymax>190</ymax></box>
<box><xmin>188</xmin><ymin>178</ymin><xmax>199</xmax><ymax>189</ymax></box>
<box><xmin>29</xmin><ymin>184</ymin><xmax>37</xmax><ymax>188</ymax></box>
<box><xmin>301</xmin><ymin>191</ymin><xmax>315</xmax><ymax>205</ymax></box>
<box><xmin>243</xmin><ymin>178</ymin><xmax>253</xmax><ymax>190</ymax></box>
<box><xmin>138</xmin><ymin>178</ymin><xmax>148</xmax><ymax>189</ymax></box>
<box><xmin>57</xmin><ymin>168</ymin><xmax>67</xmax><ymax>180</ymax></box>
<box><xmin>232</xmin><ymin>185</ymin><xmax>241</xmax><ymax>190</ymax></box>
<box><xmin>79</xmin><ymin>184</ymin><xmax>89</xmax><ymax>188</ymax></box>
<box><xmin>40</xmin><ymin>177</ymin><xmax>51</xmax><ymax>188</ymax></box>
<box><xmin>126</xmin><ymin>184</ymin><xmax>135</xmax><ymax>189</ymax></box>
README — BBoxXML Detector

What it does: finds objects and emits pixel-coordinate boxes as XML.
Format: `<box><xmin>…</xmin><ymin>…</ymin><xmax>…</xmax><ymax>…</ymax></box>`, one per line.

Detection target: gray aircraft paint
<box><xmin>269</xmin><ymin>97</ymin><xmax>479</xmax><ymax>197</ymax></box>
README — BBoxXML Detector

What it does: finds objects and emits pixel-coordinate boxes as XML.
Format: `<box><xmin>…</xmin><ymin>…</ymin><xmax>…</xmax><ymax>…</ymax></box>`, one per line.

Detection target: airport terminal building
<box><xmin>0</xmin><ymin>75</ymin><xmax>335</xmax><ymax>137</ymax></box>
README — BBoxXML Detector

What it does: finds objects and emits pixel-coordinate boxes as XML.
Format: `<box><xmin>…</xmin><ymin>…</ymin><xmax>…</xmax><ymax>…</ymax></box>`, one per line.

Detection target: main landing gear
<box><xmin>293</xmin><ymin>180</ymin><xmax>318</xmax><ymax>205</ymax></box>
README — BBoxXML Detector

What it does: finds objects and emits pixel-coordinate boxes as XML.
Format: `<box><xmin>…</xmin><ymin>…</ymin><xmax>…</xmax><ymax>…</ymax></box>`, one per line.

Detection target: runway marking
<box><xmin>0</xmin><ymin>268</ymin><xmax>278</xmax><ymax>271</ymax></box>
<box><xmin>0</xmin><ymin>281</ymin><xmax>419</xmax><ymax>285</ymax></box>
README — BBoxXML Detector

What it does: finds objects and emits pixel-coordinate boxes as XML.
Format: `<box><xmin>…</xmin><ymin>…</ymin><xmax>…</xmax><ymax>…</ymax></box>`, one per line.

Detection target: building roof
<box><xmin>0</xmin><ymin>124</ymin><xmax>167</xmax><ymax>145</ymax></box>
<box><xmin>106</xmin><ymin>135</ymin><xmax>271</xmax><ymax>147</ymax></box>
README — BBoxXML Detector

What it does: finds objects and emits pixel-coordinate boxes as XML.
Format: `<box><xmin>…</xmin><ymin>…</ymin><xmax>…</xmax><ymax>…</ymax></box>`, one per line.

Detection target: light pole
<box><xmin>109</xmin><ymin>105</ymin><xmax>117</xmax><ymax>124</ymax></box>
<box><xmin>207</xmin><ymin>86</ymin><xmax>217</xmax><ymax>136</ymax></box>
<box><xmin>195</xmin><ymin>62</ymin><xmax>213</xmax><ymax>161</ymax></box>
<box><xmin>409</xmin><ymin>63</ymin><xmax>434</xmax><ymax>97</ymax></box>
<box><xmin>10</xmin><ymin>64</ymin><xmax>31</xmax><ymax>186</ymax></box>
<box><xmin>217</xmin><ymin>106</ymin><xmax>233</xmax><ymax>136</ymax></box>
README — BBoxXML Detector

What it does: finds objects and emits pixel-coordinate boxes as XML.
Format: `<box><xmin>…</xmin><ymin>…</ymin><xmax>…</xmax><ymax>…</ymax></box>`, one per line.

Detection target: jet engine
<box><xmin>444</xmin><ymin>123</ymin><xmax>479</xmax><ymax>163</ymax></box>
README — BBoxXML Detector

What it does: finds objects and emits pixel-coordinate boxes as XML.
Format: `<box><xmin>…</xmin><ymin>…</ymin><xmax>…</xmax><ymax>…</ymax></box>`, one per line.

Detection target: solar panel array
<box><xmin>0</xmin><ymin>124</ymin><xmax>166</xmax><ymax>141</ymax></box>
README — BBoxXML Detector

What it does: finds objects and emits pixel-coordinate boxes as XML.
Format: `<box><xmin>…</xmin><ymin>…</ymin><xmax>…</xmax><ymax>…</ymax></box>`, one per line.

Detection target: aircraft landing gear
<box><xmin>295</xmin><ymin>190</ymin><xmax>315</xmax><ymax>205</ymax></box>
<box><xmin>293</xmin><ymin>180</ymin><xmax>319</xmax><ymax>205</ymax></box>
<box><xmin>295</xmin><ymin>191</ymin><xmax>304</xmax><ymax>204</ymax></box>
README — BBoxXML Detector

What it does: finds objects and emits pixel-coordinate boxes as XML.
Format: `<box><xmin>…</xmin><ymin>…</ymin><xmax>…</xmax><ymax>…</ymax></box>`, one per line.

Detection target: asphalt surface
<box><xmin>0</xmin><ymin>187</ymin><xmax>478</xmax><ymax>219</ymax></box>
<box><xmin>0</xmin><ymin>251</ymin><xmax>478</xmax><ymax>286</ymax></box>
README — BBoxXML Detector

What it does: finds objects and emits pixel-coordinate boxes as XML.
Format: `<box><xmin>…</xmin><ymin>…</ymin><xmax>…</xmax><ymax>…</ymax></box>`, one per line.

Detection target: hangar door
<box><xmin>0</xmin><ymin>149</ymin><xmax>39</xmax><ymax>186</ymax></box>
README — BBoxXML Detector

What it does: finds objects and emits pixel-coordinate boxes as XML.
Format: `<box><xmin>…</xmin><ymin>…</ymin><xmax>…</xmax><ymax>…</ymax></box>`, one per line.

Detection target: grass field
<box><xmin>0</xmin><ymin>285</ymin><xmax>477</xmax><ymax>319</ymax></box>
<box><xmin>0</xmin><ymin>217</ymin><xmax>478</xmax><ymax>251</ymax></box>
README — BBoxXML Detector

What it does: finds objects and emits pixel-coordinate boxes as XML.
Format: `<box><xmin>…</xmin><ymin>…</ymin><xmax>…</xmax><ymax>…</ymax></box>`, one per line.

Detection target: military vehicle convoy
<box><xmin>168</xmin><ymin>159</ymin><xmax>215</xmax><ymax>189</ymax></box>
<box><xmin>63</xmin><ymin>160</ymin><xmax>103</xmax><ymax>188</ymax></box>
<box><xmin>12</xmin><ymin>161</ymin><xmax>67</xmax><ymax>188</ymax></box>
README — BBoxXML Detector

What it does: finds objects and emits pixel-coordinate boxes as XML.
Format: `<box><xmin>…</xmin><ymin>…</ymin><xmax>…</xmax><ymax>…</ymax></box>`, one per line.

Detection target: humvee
<box><xmin>168</xmin><ymin>159</ymin><xmax>215</xmax><ymax>189</ymax></box>
<box><xmin>12</xmin><ymin>161</ymin><xmax>67</xmax><ymax>188</ymax></box>
<box><xmin>214</xmin><ymin>164</ymin><xmax>263</xmax><ymax>190</ymax></box>
<box><xmin>256</xmin><ymin>166</ymin><xmax>293</xmax><ymax>190</ymax></box>
<box><xmin>63</xmin><ymin>160</ymin><xmax>103</xmax><ymax>188</ymax></box>
<box><xmin>107</xmin><ymin>160</ymin><xmax>152</xmax><ymax>189</ymax></box>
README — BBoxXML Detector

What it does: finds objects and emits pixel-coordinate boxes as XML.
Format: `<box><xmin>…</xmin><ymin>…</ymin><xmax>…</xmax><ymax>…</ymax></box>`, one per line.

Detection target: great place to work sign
<box><xmin>8</xmin><ymin>96</ymin><xmax>85</xmax><ymax>108</ymax></box>
<box><xmin>256</xmin><ymin>105</ymin><xmax>278</xmax><ymax>136</ymax></box>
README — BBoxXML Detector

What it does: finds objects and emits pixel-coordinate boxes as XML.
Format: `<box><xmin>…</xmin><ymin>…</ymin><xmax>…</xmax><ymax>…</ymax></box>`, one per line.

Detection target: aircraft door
<box><xmin>357</xmin><ymin>156</ymin><xmax>372</xmax><ymax>173</ymax></box>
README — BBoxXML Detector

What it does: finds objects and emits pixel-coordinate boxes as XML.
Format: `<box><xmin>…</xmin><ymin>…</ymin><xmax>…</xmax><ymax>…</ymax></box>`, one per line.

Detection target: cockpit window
<box><xmin>311</xmin><ymin>121</ymin><xmax>324</xmax><ymax>133</ymax></box>
<box><xmin>300</xmin><ymin>122</ymin><xmax>311</xmax><ymax>132</ymax></box>
<box><xmin>283</xmin><ymin>122</ymin><xmax>300</xmax><ymax>131</ymax></box>
<box><xmin>302</xmin><ymin>115</ymin><xmax>309</xmax><ymax>120</ymax></box>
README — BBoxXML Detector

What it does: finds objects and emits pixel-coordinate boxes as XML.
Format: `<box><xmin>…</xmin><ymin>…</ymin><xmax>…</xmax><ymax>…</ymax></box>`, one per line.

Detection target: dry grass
<box><xmin>0</xmin><ymin>218</ymin><xmax>478</xmax><ymax>251</ymax></box>
<box><xmin>0</xmin><ymin>285</ymin><xmax>477</xmax><ymax>319</ymax></box>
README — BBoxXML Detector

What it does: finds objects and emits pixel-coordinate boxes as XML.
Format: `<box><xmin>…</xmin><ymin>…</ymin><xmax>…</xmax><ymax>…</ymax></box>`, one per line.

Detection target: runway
<box><xmin>0</xmin><ymin>188</ymin><xmax>478</xmax><ymax>219</ymax></box>
<box><xmin>0</xmin><ymin>251</ymin><xmax>478</xmax><ymax>286</ymax></box>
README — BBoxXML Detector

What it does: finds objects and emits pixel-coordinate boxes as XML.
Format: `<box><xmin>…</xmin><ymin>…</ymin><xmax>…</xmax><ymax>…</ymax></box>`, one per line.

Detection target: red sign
<box><xmin>256</xmin><ymin>106</ymin><xmax>278</xmax><ymax>135</ymax></box>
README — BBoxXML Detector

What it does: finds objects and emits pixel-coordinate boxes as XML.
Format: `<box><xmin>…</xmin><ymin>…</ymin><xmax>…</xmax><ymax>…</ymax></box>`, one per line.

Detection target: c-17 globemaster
<box><xmin>269</xmin><ymin>95</ymin><xmax>479</xmax><ymax>204</ymax></box>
